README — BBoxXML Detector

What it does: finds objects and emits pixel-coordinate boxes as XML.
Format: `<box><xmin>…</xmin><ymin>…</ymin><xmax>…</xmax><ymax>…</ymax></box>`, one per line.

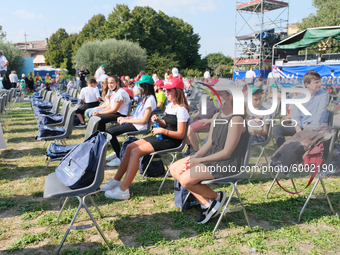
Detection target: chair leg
<box><xmin>82</xmin><ymin>195</ymin><xmax>111</xmax><ymax>248</ymax></box>
<box><xmin>234</xmin><ymin>182</ymin><xmax>251</xmax><ymax>228</ymax></box>
<box><xmin>319</xmin><ymin>175</ymin><xmax>335</xmax><ymax>215</ymax></box>
<box><xmin>290</xmin><ymin>177</ymin><xmax>298</xmax><ymax>193</ymax></box>
<box><xmin>158</xmin><ymin>153</ymin><xmax>177</xmax><ymax>195</ymax></box>
<box><xmin>266</xmin><ymin>171</ymin><xmax>280</xmax><ymax>199</ymax></box>
<box><xmin>212</xmin><ymin>184</ymin><xmax>235</xmax><ymax>238</ymax></box>
<box><xmin>88</xmin><ymin>194</ymin><xmax>104</xmax><ymax>218</ymax></box>
<box><xmin>181</xmin><ymin>192</ymin><xmax>191</xmax><ymax>212</ymax></box>
<box><xmin>298</xmin><ymin>177</ymin><xmax>320</xmax><ymax>222</ymax></box>
<box><xmin>44</xmin><ymin>158</ymin><xmax>51</xmax><ymax>171</ymax></box>
<box><xmin>57</xmin><ymin>197</ymin><xmax>69</xmax><ymax>224</ymax></box>
<box><xmin>142</xmin><ymin>154</ymin><xmax>155</xmax><ymax>179</ymax></box>
<box><xmin>57</xmin><ymin>196</ymin><xmax>82</xmax><ymax>254</ymax></box>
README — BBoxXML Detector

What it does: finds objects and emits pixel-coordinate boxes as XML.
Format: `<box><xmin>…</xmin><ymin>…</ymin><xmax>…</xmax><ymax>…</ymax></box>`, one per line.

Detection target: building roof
<box><xmin>14</xmin><ymin>39</ymin><xmax>47</xmax><ymax>51</ymax></box>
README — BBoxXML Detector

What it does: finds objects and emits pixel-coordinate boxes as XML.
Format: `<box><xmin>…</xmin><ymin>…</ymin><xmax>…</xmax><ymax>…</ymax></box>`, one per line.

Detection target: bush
<box><xmin>73</xmin><ymin>38</ymin><xmax>146</xmax><ymax>77</ymax></box>
<box><xmin>0</xmin><ymin>40</ymin><xmax>24</xmax><ymax>74</ymax></box>
<box><xmin>183</xmin><ymin>68</ymin><xmax>202</xmax><ymax>78</ymax></box>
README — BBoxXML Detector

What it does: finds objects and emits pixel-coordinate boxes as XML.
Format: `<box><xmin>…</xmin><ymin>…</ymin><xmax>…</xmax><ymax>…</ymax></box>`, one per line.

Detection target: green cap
<box><xmin>134</xmin><ymin>75</ymin><xmax>154</xmax><ymax>85</ymax></box>
<box><xmin>249</xmin><ymin>85</ymin><xmax>264</xmax><ymax>94</ymax></box>
<box><xmin>101</xmin><ymin>64</ymin><xmax>106</xmax><ymax>68</ymax></box>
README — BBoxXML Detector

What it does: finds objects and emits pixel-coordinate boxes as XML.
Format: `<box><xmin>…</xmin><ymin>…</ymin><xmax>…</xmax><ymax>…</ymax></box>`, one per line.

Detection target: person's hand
<box><xmin>249</xmin><ymin>129</ymin><xmax>256</xmax><ymax>135</ymax></box>
<box><xmin>198</xmin><ymin>119</ymin><xmax>211</xmax><ymax>126</ymax></box>
<box><xmin>92</xmin><ymin>111</ymin><xmax>99</xmax><ymax>116</ymax></box>
<box><xmin>152</xmin><ymin>127</ymin><xmax>163</xmax><ymax>136</ymax></box>
<box><xmin>151</xmin><ymin>114</ymin><xmax>159</xmax><ymax>122</ymax></box>
<box><xmin>181</xmin><ymin>157</ymin><xmax>201</xmax><ymax>172</ymax></box>
<box><xmin>118</xmin><ymin>117</ymin><xmax>128</xmax><ymax>125</ymax></box>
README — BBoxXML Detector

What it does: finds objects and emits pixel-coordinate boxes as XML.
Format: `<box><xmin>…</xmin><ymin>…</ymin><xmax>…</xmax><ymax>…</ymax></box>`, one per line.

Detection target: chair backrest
<box><xmin>251</xmin><ymin>113</ymin><xmax>274</xmax><ymax>146</ymax></box>
<box><xmin>39</xmin><ymin>88</ymin><xmax>46</xmax><ymax>97</ymax></box>
<box><xmin>72</xmin><ymin>88</ymin><xmax>78</xmax><ymax>98</ymax></box>
<box><xmin>60</xmin><ymin>101</ymin><xmax>71</xmax><ymax>117</ymax></box>
<box><xmin>2</xmin><ymin>94</ymin><xmax>7</xmax><ymax>108</ymax></box>
<box><xmin>0</xmin><ymin>97</ymin><xmax>3</xmax><ymax>114</ymax></box>
<box><xmin>243</xmin><ymin>133</ymin><xmax>254</xmax><ymax>167</ymax></box>
<box><xmin>84</xmin><ymin>116</ymin><xmax>101</xmax><ymax>140</ymax></box>
<box><xmin>174</xmin><ymin>120</ymin><xmax>191</xmax><ymax>152</ymax></box>
<box><xmin>44</xmin><ymin>91</ymin><xmax>53</xmax><ymax>103</ymax></box>
<box><xmin>62</xmin><ymin>107</ymin><xmax>77</xmax><ymax>138</ymax></box>
<box><xmin>327</xmin><ymin>110</ymin><xmax>334</xmax><ymax>127</ymax></box>
<box><xmin>51</xmin><ymin>96</ymin><xmax>62</xmax><ymax>113</ymax></box>
<box><xmin>66</xmin><ymin>86</ymin><xmax>71</xmax><ymax>94</ymax></box>
<box><xmin>325</xmin><ymin>130</ymin><xmax>339</xmax><ymax>165</ymax></box>
<box><xmin>41</xmin><ymin>90</ymin><xmax>48</xmax><ymax>100</ymax></box>
<box><xmin>127</xmin><ymin>100</ymin><xmax>133</xmax><ymax>116</ymax></box>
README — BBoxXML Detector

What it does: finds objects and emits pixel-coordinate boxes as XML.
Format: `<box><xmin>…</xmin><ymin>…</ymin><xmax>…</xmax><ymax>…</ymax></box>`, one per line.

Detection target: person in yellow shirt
<box><xmin>45</xmin><ymin>73</ymin><xmax>52</xmax><ymax>90</ymax></box>
<box><xmin>35</xmin><ymin>72</ymin><xmax>42</xmax><ymax>85</ymax></box>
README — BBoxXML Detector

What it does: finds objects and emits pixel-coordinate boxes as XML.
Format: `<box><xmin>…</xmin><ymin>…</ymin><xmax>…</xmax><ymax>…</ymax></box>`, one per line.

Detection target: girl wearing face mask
<box><xmin>92</xmin><ymin>76</ymin><xmax>130</xmax><ymax>131</ymax></box>
<box><xmin>101</xmin><ymin>77</ymin><xmax>190</xmax><ymax>200</ymax></box>
<box><xmin>105</xmin><ymin>75</ymin><xmax>157</xmax><ymax>167</ymax></box>
<box><xmin>170</xmin><ymin>80</ymin><xmax>249</xmax><ymax>225</ymax></box>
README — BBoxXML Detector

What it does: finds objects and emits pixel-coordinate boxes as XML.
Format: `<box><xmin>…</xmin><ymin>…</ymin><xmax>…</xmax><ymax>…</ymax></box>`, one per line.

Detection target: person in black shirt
<box><xmin>78</xmin><ymin>67</ymin><xmax>90</xmax><ymax>89</ymax></box>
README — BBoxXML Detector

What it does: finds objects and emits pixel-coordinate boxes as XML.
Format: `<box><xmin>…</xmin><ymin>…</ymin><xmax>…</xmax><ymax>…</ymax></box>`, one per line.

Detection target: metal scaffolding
<box><xmin>234</xmin><ymin>0</ymin><xmax>289</xmax><ymax>71</ymax></box>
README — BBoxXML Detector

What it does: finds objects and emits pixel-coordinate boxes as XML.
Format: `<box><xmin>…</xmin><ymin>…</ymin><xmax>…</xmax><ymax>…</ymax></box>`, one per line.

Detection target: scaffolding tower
<box><xmin>234</xmin><ymin>0</ymin><xmax>289</xmax><ymax>72</ymax></box>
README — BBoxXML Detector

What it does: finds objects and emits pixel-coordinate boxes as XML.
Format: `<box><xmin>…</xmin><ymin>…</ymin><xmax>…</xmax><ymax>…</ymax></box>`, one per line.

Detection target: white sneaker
<box><xmin>106</xmin><ymin>157</ymin><xmax>121</xmax><ymax>167</ymax></box>
<box><xmin>100</xmin><ymin>178</ymin><xmax>122</xmax><ymax>191</ymax></box>
<box><xmin>106</xmin><ymin>152</ymin><xmax>117</xmax><ymax>161</ymax></box>
<box><xmin>105</xmin><ymin>187</ymin><xmax>130</xmax><ymax>200</ymax></box>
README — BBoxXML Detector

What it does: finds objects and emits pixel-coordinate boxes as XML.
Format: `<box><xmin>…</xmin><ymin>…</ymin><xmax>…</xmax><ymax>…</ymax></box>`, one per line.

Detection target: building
<box><xmin>287</xmin><ymin>23</ymin><xmax>299</xmax><ymax>36</ymax></box>
<box><xmin>13</xmin><ymin>38</ymin><xmax>49</xmax><ymax>67</ymax></box>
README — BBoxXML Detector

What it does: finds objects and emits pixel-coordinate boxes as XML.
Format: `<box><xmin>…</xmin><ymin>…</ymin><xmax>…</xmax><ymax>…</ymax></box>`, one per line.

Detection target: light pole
<box><xmin>125</xmin><ymin>33</ymin><xmax>130</xmax><ymax>41</ymax></box>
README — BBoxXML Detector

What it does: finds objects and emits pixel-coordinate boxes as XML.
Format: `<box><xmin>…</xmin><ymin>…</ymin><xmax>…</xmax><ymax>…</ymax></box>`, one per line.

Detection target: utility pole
<box><xmin>125</xmin><ymin>33</ymin><xmax>130</xmax><ymax>41</ymax></box>
<box><xmin>24</xmin><ymin>32</ymin><xmax>27</xmax><ymax>51</ymax></box>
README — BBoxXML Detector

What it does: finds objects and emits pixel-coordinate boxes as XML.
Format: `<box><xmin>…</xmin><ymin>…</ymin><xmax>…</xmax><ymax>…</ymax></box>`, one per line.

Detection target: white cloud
<box><xmin>134</xmin><ymin>0</ymin><xmax>218</xmax><ymax>14</ymax></box>
<box><xmin>13</xmin><ymin>10</ymin><xmax>43</xmax><ymax>19</ymax></box>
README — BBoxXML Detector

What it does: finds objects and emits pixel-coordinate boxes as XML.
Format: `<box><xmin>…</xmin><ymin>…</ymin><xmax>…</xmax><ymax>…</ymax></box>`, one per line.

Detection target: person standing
<box><xmin>245</xmin><ymin>67</ymin><xmax>256</xmax><ymax>86</ymax></box>
<box><xmin>220</xmin><ymin>69</ymin><xmax>223</xmax><ymax>78</ymax></box>
<box><xmin>9</xmin><ymin>71</ymin><xmax>19</xmax><ymax>88</ymax></box>
<box><xmin>0</xmin><ymin>50</ymin><xmax>9</xmax><ymax>78</ymax></box>
<box><xmin>164</xmin><ymin>69</ymin><xmax>170</xmax><ymax>82</ymax></box>
<box><xmin>78</xmin><ymin>67</ymin><xmax>90</xmax><ymax>89</ymax></box>
<box><xmin>169</xmin><ymin>68</ymin><xmax>183</xmax><ymax>80</ymax></box>
<box><xmin>266</xmin><ymin>66</ymin><xmax>281</xmax><ymax>91</ymax></box>
<box><xmin>204</xmin><ymin>68</ymin><xmax>211</xmax><ymax>80</ymax></box>
<box><xmin>45</xmin><ymin>73</ymin><xmax>52</xmax><ymax>90</ymax></box>
<box><xmin>27</xmin><ymin>72</ymin><xmax>34</xmax><ymax>92</ymax></box>
<box><xmin>95</xmin><ymin>64</ymin><xmax>105</xmax><ymax>89</ymax></box>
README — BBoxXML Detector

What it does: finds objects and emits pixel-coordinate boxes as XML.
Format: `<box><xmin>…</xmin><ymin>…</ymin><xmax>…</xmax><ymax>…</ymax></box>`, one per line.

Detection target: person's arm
<box><xmin>249</xmin><ymin>124</ymin><xmax>269</xmax><ymax>137</ymax></box>
<box><xmin>151</xmin><ymin>114</ymin><xmax>166</xmax><ymax>128</ymax></box>
<box><xmin>119</xmin><ymin>107</ymin><xmax>152</xmax><ymax>125</ymax></box>
<box><xmin>93</xmin><ymin>100</ymin><xmax>122</xmax><ymax>115</ymax></box>
<box><xmin>84</xmin><ymin>69</ymin><xmax>90</xmax><ymax>75</ymax></box>
<box><xmin>1</xmin><ymin>59</ymin><xmax>8</xmax><ymax>69</ymax></box>
<box><xmin>195</xmin><ymin>116</ymin><xmax>246</xmax><ymax>163</ymax></box>
<box><xmin>310</xmin><ymin>92</ymin><xmax>328</xmax><ymax>125</ymax></box>
<box><xmin>156</xmin><ymin>101</ymin><xmax>163</xmax><ymax>109</ymax></box>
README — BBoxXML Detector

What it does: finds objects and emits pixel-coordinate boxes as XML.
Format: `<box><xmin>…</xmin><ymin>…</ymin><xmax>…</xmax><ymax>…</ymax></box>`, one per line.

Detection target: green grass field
<box><xmin>0</xmin><ymin>101</ymin><xmax>340</xmax><ymax>254</ymax></box>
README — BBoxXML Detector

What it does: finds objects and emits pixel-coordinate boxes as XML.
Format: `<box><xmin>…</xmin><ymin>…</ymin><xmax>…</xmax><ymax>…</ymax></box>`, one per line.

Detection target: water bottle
<box><xmin>153</xmin><ymin>120</ymin><xmax>163</xmax><ymax>140</ymax></box>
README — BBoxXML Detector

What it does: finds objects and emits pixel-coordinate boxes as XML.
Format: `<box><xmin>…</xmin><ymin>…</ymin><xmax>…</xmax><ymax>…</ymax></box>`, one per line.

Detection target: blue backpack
<box><xmin>55</xmin><ymin>131</ymin><xmax>106</xmax><ymax>189</ymax></box>
<box><xmin>38</xmin><ymin>114</ymin><xmax>63</xmax><ymax>125</ymax></box>
<box><xmin>174</xmin><ymin>180</ymin><xmax>200</xmax><ymax>210</ymax></box>
<box><xmin>46</xmin><ymin>143</ymin><xmax>78</xmax><ymax>159</ymax></box>
<box><xmin>36</xmin><ymin>124</ymin><xmax>65</xmax><ymax>139</ymax></box>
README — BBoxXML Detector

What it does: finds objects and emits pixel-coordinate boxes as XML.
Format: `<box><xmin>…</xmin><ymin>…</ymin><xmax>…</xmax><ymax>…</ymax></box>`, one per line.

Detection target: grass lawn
<box><xmin>1</xmin><ymin>101</ymin><xmax>340</xmax><ymax>254</ymax></box>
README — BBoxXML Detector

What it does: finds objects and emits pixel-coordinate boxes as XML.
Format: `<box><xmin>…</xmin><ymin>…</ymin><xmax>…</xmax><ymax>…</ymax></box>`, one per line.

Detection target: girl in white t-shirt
<box><xmin>92</xmin><ymin>76</ymin><xmax>130</xmax><ymax>131</ymax></box>
<box><xmin>85</xmin><ymin>77</ymin><xmax>110</xmax><ymax>119</ymax></box>
<box><xmin>101</xmin><ymin>77</ymin><xmax>190</xmax><ymax>201</ymax></box>
<box><xmin>105</xmin><ymin>77</ymin><xmax>157</xmax><ymax>167</ymax></box>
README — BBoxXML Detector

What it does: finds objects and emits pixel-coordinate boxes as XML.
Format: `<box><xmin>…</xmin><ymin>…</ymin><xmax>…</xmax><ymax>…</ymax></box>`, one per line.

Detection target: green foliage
<box><xmin>298</xmin><ymin>0</ymin><xmax>340</xmax><ymax>54</ymax></box>
<box><xmin>0</xmin><ymin>40</ymin><xmax>24</xmax><ymax>74</ymax></box>
<box><xmin>184</xmin><ymin>68</ymin><xmax>202</xmax><ymax>78</ymax></box>
<box><xmin>204</xmin><ymin>52</ymin><xmax>233</xmax><ymax>71</ymax></box>
<box><xmin>73</xmin><ymin>38</ymin><xmax>146</xmax><ymax>77</ymax></box>
<box><xmin>0</xmin><ymin>25</ymin><xmax>6</xmax><ymax>40</ymax></box>
<box><xmin>146</xmin><ymin>52</ymin><xmax>179</xmax><ymax>76</ymax></box>
<box><xmin>74</xmin><ymin>14</ymin><xmax>107</xmax><ymax>52</ymax></box>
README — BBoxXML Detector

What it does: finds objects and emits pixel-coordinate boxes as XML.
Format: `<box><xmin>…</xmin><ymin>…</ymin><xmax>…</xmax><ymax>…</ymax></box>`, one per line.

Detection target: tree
<box><xmin>146</xmin><ymin>52</ymin><xmax>179</xmax><ymax>76</ymax></box>
<box><xmin>0</xmin><ymin>25</ymin><xmax>6</xmax><ymax>40</ymax></box>
<box><xmin>44</xmin><ymin>28</ymin><xmax>69</xmax><ymax>68</ymax></box>
<box><xmin>74</xmin><ymin>14</ymin><xmax>107</xmax><ymax>53</ymax></box>
<box><xmin>203</xmin><ymin>53</ymin><xmax>233</xmax><ymax>76</ymax></box>
<box><xmin>298</xmin><ymin>0</ymin><xmax>340</xmax><ymax>54</ymax></box>
<box><xmin>0</xmin><ymin>40</ymin><xmax>24</xmax><ymax>74</ymax></box>
<box><xmin>73</xmin><ymin>38</ymin><xmax>146</xmax><ymax>77</ymax></box>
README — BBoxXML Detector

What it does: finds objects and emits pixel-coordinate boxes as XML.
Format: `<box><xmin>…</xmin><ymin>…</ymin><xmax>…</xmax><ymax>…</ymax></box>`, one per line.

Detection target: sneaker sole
<box><xmin>197</xmin><ymin>201</ymin><xmax>220</xmax><ymax>224</ymax></box>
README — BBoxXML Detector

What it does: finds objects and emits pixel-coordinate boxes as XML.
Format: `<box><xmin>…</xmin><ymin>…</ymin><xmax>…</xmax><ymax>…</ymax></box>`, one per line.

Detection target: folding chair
<box><xmin>181</xmin><ymin>133</ymin><xmax>253</xmax><ymax>238</ymax></box>
<box><xmin>37</xmin><ymin>107</ymin><xmax>77</xmax><ymax>146</ymax></box>
<box><xmin>34</xmin><ymin>96</ymin><xmax>62</xmax><ymax>117</ymax></box>
<box><xmin>45</xmin><ymin>101</ymin><xmax>71</xmax><ymax>127</ymax></box>
<box><xmin>43</xmin><ymin>132</ymin><xmax>112</xmax><ymax>254</ymax></box>
<box><xmin>155</xmin><ymin>98</ymin><xmax>168</xmax><ymax>117</ymax></box>
<box><xmin>44</xmin><ymin>116</ymin><xmax>101</xmax><ymax>170</ymax></box>
<box><xmin>248</xmin><ymin>114</ymin><xmax>274</xmax><ymax>182</ymax></box>
<box><xmin>142</xmin><ymin>121</ymin><xmax>190</xmax><ymax>195</ymax></box>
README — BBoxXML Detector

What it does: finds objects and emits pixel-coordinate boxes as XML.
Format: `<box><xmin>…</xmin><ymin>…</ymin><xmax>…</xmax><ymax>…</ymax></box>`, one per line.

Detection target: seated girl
<box><xmin>101</xmin><ymin>78</ymin><xmax>190</xmax><ymax>200</ymax></box>
<box><xmin>169</xmin><ymin>80</ymin><xmax>249</xmax><ymax>224</ymax></box>
<box><xmin>85</xmin><ymin>78</ymin><xmax>111</xmax><ymax>119</ymax></box>
<box><xmin>105</xmin><ymin>75</ymin><xmax>157</xmax><ymax>167</ymax></box>
<box><xmin>92</xmin><ymin>76</ymin><xmax>130</xmax><ymax>131</ymax></box>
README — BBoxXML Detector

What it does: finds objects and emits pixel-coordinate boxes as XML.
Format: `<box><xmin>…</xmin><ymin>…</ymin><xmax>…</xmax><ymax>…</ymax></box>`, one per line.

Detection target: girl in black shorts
<box><xmin>101</xmin><ymin>78</ymin><xmax>190</xmax><ymax>200</ymax></box>
<box><xmin>170</xmin><ymin>80</ymin><xmax>249</xmax><ymax>224</ymax></box>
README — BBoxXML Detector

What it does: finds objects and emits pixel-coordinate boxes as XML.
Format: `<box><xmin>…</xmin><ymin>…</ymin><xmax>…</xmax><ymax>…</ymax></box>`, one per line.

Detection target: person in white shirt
<box><xmin>0</xmin><ymin>50</ymin><xmax>9</xmax><ymax>78</ymax></box>
<box><xmin>9</xmin><ymin>71</ymin><xmax>19</xmax><ymax>88</ymax></box>
<box><xmin>95</xmin><ymin>64</ymin><xmax>105</xmax><ymax>88</ymax></box>
<box><xmin>92</xmin><ymin>76</ymin><xmax>131</xmax><ymax>131</ymax></box>
<box><xmin>245</xmin><ymin>67</ymin><xmax>256</xmax><ymax>86</ymax></box>
<box><xmin>266</xmin><ymin>66</ymin><xmax>281</xmax><ymax>91</ymax></box>
<box><xmin>204</xmin><ymin>68</ymin><xmax>211</xmax><ymax>80</ymax></box>
<box><xmin>75</xmin><ymin>78</ymin><xmax>101</xmax><ymax>127</ymax></box>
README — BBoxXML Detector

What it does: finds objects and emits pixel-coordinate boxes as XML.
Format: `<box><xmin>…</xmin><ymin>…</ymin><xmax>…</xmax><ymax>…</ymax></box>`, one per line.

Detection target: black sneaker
<box><xmin>196</xmin><ymin>200</ymin><xmax>221</xmax><ymax>224</ymax></box>
<box><xmin>212</xmin><ymin>191</ymin><xmax>227</xmax><ymax>218</ymax></box>
<box><xmin>75</xmin><ymin>123</ymin><xmax>86</xmax><ymax>128</ymax></box>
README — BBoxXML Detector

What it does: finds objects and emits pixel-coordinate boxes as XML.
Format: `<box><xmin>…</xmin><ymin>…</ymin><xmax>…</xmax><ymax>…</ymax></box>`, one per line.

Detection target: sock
<box><xmin>201</xmin><ymin>203</ymin><xmax>209</xmax><ymax>209</ymax></box>
<box><xmin>216</xmin><ymin>192</ymin><xmax>221</xmax><ymax>201</ymax></box>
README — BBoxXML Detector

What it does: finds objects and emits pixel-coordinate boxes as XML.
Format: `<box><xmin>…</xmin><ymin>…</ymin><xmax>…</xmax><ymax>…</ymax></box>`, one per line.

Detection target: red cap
<box><xmin>121</xmin><ymin>76</ymin><xmax>125</xmax><ymax>80</ymax></box>
<box><xmin>162</xmin><ymin>78</ymin><xmax>184</xmax><ymax>90</ymax></box>
<box><xmin>155</xmin><ymin>80</ymin><xmax>164</xmax><ymax>87</ymax></box>
<box><xmin>272</xmin><ymin>66</ymin><xmax>277</xmax><ymax>69</ymax></box>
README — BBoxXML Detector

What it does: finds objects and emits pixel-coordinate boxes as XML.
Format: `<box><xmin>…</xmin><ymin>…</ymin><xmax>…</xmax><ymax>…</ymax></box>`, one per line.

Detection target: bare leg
<box><xmin>189</xmin><ymin>127</ymin><xmax>200</xmax><ymax>151</ymax></box>
<box><xmin>76</xmin><ymin>113</ymin><xmax>84</xmax><ymax>124</ymax></box>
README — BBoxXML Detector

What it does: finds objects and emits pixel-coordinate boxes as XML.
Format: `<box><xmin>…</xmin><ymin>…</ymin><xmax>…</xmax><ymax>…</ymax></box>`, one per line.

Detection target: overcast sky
<box><xmin>1</xmin><ymin>0</ymin><xmax>315</xmax><ymax>58</ymax></box>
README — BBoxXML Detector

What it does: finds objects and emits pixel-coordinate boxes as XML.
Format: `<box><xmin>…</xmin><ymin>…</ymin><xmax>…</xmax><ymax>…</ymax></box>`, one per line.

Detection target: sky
<box><xmin>1</xmin><ymin>0</ymin><xmax>316</xmax><ymax>58</ymax></box>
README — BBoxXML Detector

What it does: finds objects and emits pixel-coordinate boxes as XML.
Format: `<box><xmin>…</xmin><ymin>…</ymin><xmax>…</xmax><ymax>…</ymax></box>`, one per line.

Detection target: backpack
<box><xmin>55</xmin><ymin>131</ymin><xmax>106</xmax><ymax>189</ymax></box>
<box><xmin>174</xmin><ymin>180</ymin><xmax>200</xmax><ymax>210</ymax></box>
<box><xmin>46</xmin><ymin>143</ymin><xmax>78</xmax><ymax>159</ymax></box>
<box><xmin>36</xmin><ymin>101</ymin><xmax>53</xmax><ymax>109</ymax></box>
<box><xmin>36</xmin><ymin>124</ymin><xmax>65</xmax><ymax>139</ymax></box>
<box><xmin>38</xmin><ymin>114</ymin><xmax>64</xmax><ymax>125</ymax></box>
<box><xmin>139</xmin><ymin>154</ymin><xmax>165</xmax><ymax>177</ymax></box>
